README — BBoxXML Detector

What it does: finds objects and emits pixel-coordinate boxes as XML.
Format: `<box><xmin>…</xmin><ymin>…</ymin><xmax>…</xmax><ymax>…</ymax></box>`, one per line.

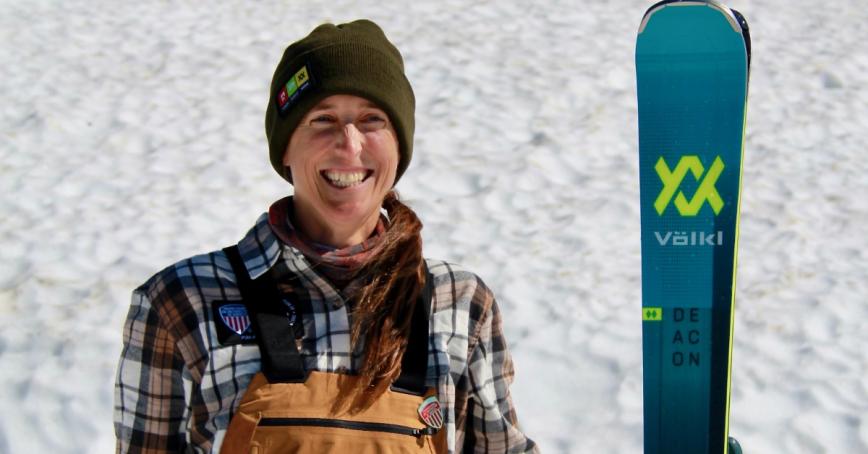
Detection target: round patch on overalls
<box><xmin>418</xmin><ymin>396</ymin><xmax>443</xmax><ymax>429</ymax></box>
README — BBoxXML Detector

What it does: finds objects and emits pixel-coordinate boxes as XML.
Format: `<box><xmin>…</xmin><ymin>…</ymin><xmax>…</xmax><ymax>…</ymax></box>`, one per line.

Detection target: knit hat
<box><xmin>265</xmin><ymin>19</ymin><xmax>415</xmax><ymax>184</ymax></box>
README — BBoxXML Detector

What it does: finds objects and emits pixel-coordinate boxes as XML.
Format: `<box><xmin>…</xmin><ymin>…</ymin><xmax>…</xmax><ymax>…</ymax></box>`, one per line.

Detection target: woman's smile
<box><xmin>321</xmin><ymin>169</ymin><xmax>374</xmax><ymax>188</ymax></box>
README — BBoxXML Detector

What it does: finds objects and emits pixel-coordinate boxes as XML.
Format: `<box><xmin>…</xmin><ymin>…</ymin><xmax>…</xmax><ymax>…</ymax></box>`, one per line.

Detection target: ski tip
<box><xmin>638</xmin><ymin>0</ymin><xmax>742</xmax><ymax>35</ymax></box>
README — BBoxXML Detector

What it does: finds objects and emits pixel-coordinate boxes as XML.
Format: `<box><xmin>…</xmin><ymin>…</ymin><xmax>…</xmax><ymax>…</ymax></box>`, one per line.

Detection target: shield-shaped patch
<box><xmin>418</xmin><ymin>396</ymin><xmax>443</xmax><ymax>429</ymax></box>
<box><xmin>212</xmin><ymin>301</ymin><xmax>256</xmax><ymax>345</ymax></box>
<box><xmin>219</xmin><ymin>303</ymin><xmax>250</xmax><ymax>335</ymax></box>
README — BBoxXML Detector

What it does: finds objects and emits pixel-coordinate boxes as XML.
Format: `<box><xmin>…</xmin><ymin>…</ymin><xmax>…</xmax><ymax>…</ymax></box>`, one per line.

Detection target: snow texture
<box><xmin>1</xmin><ymin>0</ymin><xmax>867</xmax><ymax>452</ymax></box>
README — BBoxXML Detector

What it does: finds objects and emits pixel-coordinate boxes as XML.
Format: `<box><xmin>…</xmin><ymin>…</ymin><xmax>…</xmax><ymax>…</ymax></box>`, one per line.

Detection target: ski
<box><xmin>636</xmin><ymin>2</ymin><xmax>750</xmax><ymax>454</ymax></box>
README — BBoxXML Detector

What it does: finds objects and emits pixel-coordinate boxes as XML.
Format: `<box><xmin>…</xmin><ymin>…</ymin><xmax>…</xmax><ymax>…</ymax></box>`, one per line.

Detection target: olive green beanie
<box><xmin>265</xmin><ymin>19</ymin><xmax>415</xmax><ymax>184</ymax></box>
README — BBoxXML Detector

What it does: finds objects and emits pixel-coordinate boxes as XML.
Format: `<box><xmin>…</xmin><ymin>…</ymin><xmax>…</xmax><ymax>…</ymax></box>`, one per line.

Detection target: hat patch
<box><xmin>277</xmin><ymin>65</ymin><xmax>314</xmax><ymax>116</ymax></box>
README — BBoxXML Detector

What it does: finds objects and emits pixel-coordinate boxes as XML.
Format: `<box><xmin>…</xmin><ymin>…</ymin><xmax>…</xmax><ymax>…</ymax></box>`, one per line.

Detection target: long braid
<box><xmin>341</xmin><ymin>190</ymin><xmax>425</xmax><ymax>410</ymax></box>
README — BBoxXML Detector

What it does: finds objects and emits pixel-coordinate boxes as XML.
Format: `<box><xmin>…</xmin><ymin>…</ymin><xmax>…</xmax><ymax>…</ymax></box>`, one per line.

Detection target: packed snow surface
<box><xmin>1</xmin><ymin>0</ymin><xmax>867</xmax><ymax>452</ymax></box>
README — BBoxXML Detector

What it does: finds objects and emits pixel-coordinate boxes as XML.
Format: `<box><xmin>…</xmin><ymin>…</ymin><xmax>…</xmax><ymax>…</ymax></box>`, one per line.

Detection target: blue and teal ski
<box><xmin>636</xmin><ymin>1</ymin><xmax>749</xmax><ymax>453</ymax></box>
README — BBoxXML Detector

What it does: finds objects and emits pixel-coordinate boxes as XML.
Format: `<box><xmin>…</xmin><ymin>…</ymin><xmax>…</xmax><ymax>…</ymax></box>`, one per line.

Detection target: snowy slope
<box><xmin>1</xmin><ymin>0</ymin><xmax>866</xmax><ymax>452</ymax></box>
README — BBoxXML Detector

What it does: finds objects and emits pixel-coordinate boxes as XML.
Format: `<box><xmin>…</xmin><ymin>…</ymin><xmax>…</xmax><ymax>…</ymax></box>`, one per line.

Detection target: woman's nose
<box><xmin>336</xmin><ymin>123</ymin><xmax>364</xmax><ymax>155</ymax></box>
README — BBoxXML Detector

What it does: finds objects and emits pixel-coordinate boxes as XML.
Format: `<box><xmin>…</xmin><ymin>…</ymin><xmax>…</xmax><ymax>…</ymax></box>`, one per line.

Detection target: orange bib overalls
<box><xmin>220</xmin><ymin>246</ymin><xmax>446</xmax><ymax>454</ymax></box>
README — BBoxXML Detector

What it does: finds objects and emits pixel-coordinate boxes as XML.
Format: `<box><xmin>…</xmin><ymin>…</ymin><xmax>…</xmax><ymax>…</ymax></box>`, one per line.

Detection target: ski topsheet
<box><xmin>636</xmin><ymin>2</ymin><xmax>749</xmax><ymax>454</ymax></box>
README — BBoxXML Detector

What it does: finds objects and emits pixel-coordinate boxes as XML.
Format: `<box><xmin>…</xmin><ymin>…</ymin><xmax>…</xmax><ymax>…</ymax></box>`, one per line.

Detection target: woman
<box><xmin>115</xmin><ymin>19</ymin><xmax>537</xmax><ymax>453</ymax></box>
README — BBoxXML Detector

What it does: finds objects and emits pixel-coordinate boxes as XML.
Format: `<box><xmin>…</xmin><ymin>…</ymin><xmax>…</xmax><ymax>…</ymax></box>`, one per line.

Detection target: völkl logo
<box><xmin>654</xmin><ymin>155</ymin><xmax>725</xmax><ymax>216</ymax></box>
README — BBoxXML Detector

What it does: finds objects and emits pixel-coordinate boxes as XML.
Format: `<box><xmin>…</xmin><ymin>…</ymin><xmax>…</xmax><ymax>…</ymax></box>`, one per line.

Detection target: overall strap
<box><xmin>224</xmin><ymin>245</ymin><xmax>433</xmax><ymax>390</ymax></box>
<box><xmin>223</xmin><ymin>246</ymin><xmax>307</xmax><ymax>382</ymax></box>
<box><xmin>392</xmin><ymin>262</ymin><xmax>435</xmax><ymax>395</ymax></box>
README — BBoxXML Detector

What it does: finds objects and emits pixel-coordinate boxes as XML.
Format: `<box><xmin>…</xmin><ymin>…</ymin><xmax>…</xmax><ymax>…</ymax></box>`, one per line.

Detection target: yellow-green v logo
<box><xmin>654</xmin><ymin>156</ymin><xmax>724</xmax><ymax>216</ymax></box>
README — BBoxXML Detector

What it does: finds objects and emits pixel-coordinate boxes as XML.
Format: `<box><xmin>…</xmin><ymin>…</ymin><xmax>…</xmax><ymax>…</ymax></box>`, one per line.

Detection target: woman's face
<box><xmin>283</xmin><ymin>94</ymin><xmax>399</xmax><ymax>244</ymax></box>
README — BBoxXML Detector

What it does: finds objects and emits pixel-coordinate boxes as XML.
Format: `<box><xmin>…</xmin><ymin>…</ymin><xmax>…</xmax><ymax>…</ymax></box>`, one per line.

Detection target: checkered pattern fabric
<box><xmin>114</xmin><ymin>212</ymin><xmax>537</xmax><ymax>453</ymax></box>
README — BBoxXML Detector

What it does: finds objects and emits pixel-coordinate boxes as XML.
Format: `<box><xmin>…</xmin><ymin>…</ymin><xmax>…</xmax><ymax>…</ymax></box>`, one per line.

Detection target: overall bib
<box><xmin>220</xmin><ymin>246</ymin><xmax>446</xmax><ymax>454</ymax></box>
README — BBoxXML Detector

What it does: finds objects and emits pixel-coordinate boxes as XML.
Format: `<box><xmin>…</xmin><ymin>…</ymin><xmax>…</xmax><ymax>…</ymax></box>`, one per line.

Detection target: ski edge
<box><xmin>723</xmin><ymin>62</ymin><xmax>751</xmax><ymax>454</ymax></box>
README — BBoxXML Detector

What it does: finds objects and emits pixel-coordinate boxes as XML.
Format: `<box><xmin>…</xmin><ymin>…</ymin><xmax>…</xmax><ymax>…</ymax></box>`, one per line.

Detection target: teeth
<box><xmin>324</xmin><ymin>171</ymin><xmax>366</xmax><ymax>187</ymax></box>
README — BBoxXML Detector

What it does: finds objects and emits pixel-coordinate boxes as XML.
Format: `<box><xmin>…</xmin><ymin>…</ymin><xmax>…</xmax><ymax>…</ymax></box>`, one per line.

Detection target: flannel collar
<box><xmin>235</xmin><ymin>197</ymin><xmax>386</xmax><ymax>297</ymax></box>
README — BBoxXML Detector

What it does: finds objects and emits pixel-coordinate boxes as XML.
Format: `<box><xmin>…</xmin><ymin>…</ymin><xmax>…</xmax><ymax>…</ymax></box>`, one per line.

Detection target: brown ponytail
<box><xmin>340</xmin><ymin>190</ymin><xmax>425</xmax><ymax>410</ymax></box>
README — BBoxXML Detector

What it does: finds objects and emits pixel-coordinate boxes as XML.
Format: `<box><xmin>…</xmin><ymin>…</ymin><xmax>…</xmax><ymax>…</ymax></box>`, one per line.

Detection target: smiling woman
<box><xmin>114</xmin><ymin>19</ymin><xmax>537</xmax><ymax>454</ymax></box>
<box><xmin>286</xmin><ymin>95</ymin><xmax>400</xmax><ymax>248</ymax></box>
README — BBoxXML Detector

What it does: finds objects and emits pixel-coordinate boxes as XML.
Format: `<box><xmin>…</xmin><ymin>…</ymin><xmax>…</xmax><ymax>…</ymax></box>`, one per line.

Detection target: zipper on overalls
<box><xmin>257</xmin><ymin>417</ymin><xmax>438</xmax><ymax>438</ymax></box>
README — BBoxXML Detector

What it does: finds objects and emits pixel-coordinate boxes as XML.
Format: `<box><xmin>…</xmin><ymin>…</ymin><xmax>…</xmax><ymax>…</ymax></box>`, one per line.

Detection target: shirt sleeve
<box><xmin>465</xmin><ymin>290</ymin><xmax>538</xmax><ymax>453</ymax></box>
<box><xmin>114</xmin><ymin>289</ymin><xmax>189</xmax><ymax>453</ymax></box>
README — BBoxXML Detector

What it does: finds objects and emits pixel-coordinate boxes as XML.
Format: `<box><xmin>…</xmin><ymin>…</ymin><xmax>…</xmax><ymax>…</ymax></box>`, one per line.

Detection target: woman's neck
<box><xmin>291</xmin><ymin>201</ymin><xmax>381</xmax><ymax>249</ymax></box>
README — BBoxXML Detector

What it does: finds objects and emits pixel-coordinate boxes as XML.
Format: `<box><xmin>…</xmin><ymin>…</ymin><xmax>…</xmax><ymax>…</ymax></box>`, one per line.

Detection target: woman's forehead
<box><xmin>309</xmin><ymin>95</ymin><xmax>383</xmax><ymax>111</ymax></box>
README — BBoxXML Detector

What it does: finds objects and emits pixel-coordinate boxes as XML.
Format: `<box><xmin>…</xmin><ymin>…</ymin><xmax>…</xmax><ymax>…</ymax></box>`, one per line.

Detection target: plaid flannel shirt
<box><xmin>114</xmin><ymin>212</ymin><xmax>537</xmax><ymax>453</ymax></box>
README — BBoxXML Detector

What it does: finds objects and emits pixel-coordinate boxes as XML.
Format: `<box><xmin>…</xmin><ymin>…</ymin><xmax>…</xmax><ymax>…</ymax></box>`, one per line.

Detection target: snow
<box><xmin>1</xmin><ymin>0</ymin><xmax>867</xmax><ymax>452</ymax></box>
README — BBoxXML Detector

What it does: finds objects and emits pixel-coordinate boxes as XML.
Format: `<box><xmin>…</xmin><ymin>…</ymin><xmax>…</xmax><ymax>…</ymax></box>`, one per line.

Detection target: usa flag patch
<box><xmin>212</xmin><ymin>301</ymin><xmax>256</xmax><ymax>345</ymax></box>
<box><xmin>219</xmin><ymin>304</ymin><xmax>250</xmax><ymax>335</ymax></box>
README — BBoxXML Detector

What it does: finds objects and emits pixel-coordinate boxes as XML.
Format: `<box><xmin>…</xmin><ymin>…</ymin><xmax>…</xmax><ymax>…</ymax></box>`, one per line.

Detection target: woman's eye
<box><xmin>360</xmin><ymin>114</ymin><xmax>387</xmax><ymax>129</ymax></box>
<box><xmin>308</xmin><ymin>115</ymin><xmax>337</xmax><ymax>129</ymax></box>
<box><xmin>309</xmin><ymin>115</ymin><xmax>336</xmax><ymax>126</ymax></box>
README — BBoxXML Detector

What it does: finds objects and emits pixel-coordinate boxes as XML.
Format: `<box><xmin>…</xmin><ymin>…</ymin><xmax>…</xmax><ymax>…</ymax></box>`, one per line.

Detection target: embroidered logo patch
<box><xmin>219</xmin><ymin>304</ymin><xmax>250</xmax><ymax>335</ymax></box>
<box><xmin>212</xmin><ymin>301</ymin><xmax>256</xmax><ymax>345</ymax></box>
<box><xmin>276</xmin><ymin>64</ymin><xmax>314</xmax><ymax>116</ymax></box>
<box><xmin>418</xmin><ymin>396</ymin><xmax>443</xmax><ymax>429</ymax></box>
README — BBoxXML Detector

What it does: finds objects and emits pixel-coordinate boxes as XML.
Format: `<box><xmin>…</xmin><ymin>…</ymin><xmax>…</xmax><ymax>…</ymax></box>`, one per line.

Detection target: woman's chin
<box><xmin>308</xmin><ymin>193</ymin><xmax>376</xmax><ymax>225</ymax></box>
